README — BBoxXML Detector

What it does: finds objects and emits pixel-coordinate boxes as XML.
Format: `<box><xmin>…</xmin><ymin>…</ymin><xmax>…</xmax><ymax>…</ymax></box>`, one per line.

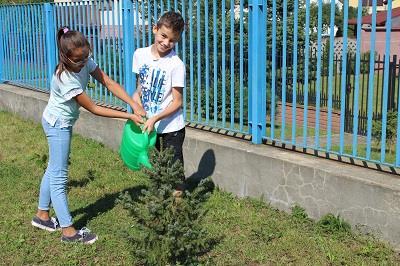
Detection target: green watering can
<box><xmin>120</xmin><ymin>120</ymin><xmax>157</xmax><ymax>170</ymax></box>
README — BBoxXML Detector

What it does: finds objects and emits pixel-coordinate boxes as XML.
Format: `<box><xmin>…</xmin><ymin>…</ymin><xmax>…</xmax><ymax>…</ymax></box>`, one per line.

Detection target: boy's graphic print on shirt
<box><xmin>138</xmin><ymin>64</ymin><xmax>167</xmax><ymax>116</ymax></box>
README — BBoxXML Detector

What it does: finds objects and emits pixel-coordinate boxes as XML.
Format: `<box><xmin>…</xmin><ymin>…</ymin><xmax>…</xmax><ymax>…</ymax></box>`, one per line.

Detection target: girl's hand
<box><xmin>129</xmin><ymin>114</ymin><xmax>144</xmax><ymax>126</ymax></box>
<box><xmin>131</xmin><ymin>102</ymin><xmax>146</xmax><ymax>117</ymax></box>
<box><xmin>142</xmin><ymin>117</ymin><xmax>157</xmax><ymax>133</ymax></box>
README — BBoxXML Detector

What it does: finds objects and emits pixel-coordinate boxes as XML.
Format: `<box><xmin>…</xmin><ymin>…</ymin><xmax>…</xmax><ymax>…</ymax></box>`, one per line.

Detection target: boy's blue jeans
<box><xmin>38</xmin><ymin>118</ymin><xmax>73</xmax><ymax>228</ymax></box>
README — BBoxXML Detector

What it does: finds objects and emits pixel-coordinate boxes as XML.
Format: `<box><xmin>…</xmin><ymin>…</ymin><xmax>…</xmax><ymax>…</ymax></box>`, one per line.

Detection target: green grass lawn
<box><xmin>330</xmin><ymin>143</ymin><xmax>397</xmax><ymax>165</ymax></box>
<box><xmin>1</xmin><ymin>110</ymin><xmax>399</xmax><ymax>265</ymax></box>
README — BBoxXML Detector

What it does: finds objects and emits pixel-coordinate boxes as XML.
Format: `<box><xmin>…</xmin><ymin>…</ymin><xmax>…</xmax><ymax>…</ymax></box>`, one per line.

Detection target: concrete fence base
<box><xmin>1</xmin><ymin>84</ymin><xmax>400</xmax><ymax>250</ymax></box>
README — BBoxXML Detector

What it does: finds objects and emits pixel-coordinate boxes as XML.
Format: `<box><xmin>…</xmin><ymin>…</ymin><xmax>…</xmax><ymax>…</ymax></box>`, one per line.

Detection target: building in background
<box><xmin>348</xmin><ymin>6</ymin><xmax>400</xmax><ymax>57</ymax></box>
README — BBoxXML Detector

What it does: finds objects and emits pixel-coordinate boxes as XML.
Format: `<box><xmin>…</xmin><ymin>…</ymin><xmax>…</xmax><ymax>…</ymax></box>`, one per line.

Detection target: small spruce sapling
<box><xmin>118</xmin><ymin>145</ymin><xmax>215</xmax><ymax>265</ymax></box>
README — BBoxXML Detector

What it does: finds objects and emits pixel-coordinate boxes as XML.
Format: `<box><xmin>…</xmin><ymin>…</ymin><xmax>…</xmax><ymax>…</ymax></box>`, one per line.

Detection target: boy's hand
<box><xmin>142</xmin><ymin>117</ymin><xmax>157</xmax><ymax>133</ymax></box>
<box><xmin>129</xmin><ymin>114</ymin><xmax>144</xmax><ymax>126</ymax></box>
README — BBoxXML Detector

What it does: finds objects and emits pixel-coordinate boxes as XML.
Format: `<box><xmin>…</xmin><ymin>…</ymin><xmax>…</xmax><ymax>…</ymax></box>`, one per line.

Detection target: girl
<box><xmin>31</xmin><ymin>27</ymin><xmax>145</xmax><ymax>244</ymax></box>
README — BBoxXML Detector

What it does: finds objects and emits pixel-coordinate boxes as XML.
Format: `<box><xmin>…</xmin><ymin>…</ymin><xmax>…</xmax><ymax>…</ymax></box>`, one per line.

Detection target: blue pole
<box><xmin>44</xmin><ymin>3</ymin><xmax>56</xmax><ymax>90</ymax></box>
<box><xmin>380</xmin><ymin>0</ymin><xmax>393</xmax><ymax>162</ymax></box>
<box><xmin>291</xmin><ymin>0</ymin><xmax>299</xmax><ymax>144</ymax></box>
<box><xmin>123</xmin><ymin>0</ymin><xmax>133</xmax><ymax>113</ymax></box>
<box><xmin>396</xmin><ymin>64</ymin><xmax>400</xmax><ymax>167</ymax></box>
<box><xmin>213</xmin><ymin>0</ymin><xmax>217</xmax><ymax>126</ymax></box>
<box><xmin>261</xmin><ymin>0</ymin><xmax>267</xmax><ymax>137</ymax></box>
<box><xmin>221</xmin><ymin>0</ymin><xmax>226</xmax><ymax>127</ymax></box>
<box><xmin>366</xmin><ymin>0</ymin><xmax>377</xmax><ymax>159</ymax></box>
<box><xmin>271</xmin><ymin>0</ymin><xmax>277</xmax><ymax>139</ymax></box>
<box><xmin>352</xmin><ymin>0</ymin><xmax>364</xmax><ymax>156</ymax></box>
<box><xmin>248</xmin><ymin>1</ymin><xmax>253</xmax><ymax>133</ymax></box>
<box><xmin>339</xmin><ymin>0</ymin><xmax>349</xmax><ymax>154</ymax></box>
<box><xmin>230</xmin><ymin>0</ymin><xmax>235</xmax><ymax>129</ymax></box>
<box><xmin>189</xmin><ymin>1</ymin><xmax>194</xmax><ymax>121</ymax></box>
<box><xmin>302</xmin><ymin>0</ymin><xmax>311</xmax><ymax>147</ymax></box>
<box><xmin>314</xmin><ymin>0</ymin><xmax>323</xmax><ymax>149</ymax></box>
<box><xmin>205</xmin><ymin>0</ymin><xmax>210</xmax><ymax>123</ymax></box>
<box><xmin>197</xmin><ymin>0</ymin><xmax>201</xmax><ymax>122</ymax></box>
<box><xmin>0</xmin><ymin>11</ymin><xmax>4</xmax><ymax>83</ymax></box>
<box><xmin>147</xmin><ymin>0</ymin><xmax>151</xmax><ymax>46</ymax></box>
<box><xmin>281</xmin><ymin>0</ymin><xmax>288</xmax><ymax>141</ymax></box>
<box><xmin>239</xmin><ymin>0</ymin><xmax>244</xmax><ymax>132</ymax></box>
<box><xmin>326</xmin><ymin>0</ymin><xmax>336</xmax><ymax>151</ymax></box>
<box><xmin>182</xmin><ymin>0</ymin><xmax>186</xmax><ymax>120</ymax></box>
<box><xmin>249</xmin><ymin>0</ymin><xmax>266</xmax><ymax>144</ymax></box>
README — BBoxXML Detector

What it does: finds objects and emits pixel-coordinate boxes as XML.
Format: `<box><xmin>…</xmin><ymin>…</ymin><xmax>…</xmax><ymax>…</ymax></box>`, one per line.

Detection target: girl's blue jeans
<box><xmin>38</xmin><ymin>118</ymin><xmax>73</xmax><ymax>228</ymax></box>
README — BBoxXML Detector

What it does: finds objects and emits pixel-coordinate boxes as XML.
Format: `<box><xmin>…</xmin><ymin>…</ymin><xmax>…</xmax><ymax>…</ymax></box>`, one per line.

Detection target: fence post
<box><xmin>44</xmin><ymin>3</ymin><xmax>56</xmax><ymax>90</ymax></box>
<box><xmin>0</xmin><ymin>24</ymin><xmax>4</xmax><ymax>83</ymax></box>
<box><xmin>248</xmin><ymin>0</ymin><xmax>266</xmax><ymax>144</ymax></box>
<box><xmin>123</xmin><ymin>0</ymin><xmax>134</xmax><ymax>113</ymax></box>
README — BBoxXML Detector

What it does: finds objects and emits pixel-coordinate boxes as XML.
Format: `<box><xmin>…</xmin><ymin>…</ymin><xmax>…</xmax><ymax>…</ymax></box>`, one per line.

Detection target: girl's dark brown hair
<box><xmin>56</xmin><ymin>27</ymin><xmax>91</xmax><ymax>80</ymax></box>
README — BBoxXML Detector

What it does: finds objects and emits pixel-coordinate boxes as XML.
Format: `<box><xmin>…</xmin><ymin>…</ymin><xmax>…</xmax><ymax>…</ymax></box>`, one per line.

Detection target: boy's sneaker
<box><xmin>172</xmin><ymin>183</ymin><xmax>186</xmax><ymax>198</ymax></box>
<box><xmin>172</xmin><ymin>189</ymin><xmax>183</xmax><ymax>198</ymax></box>
<box><xmin>61</xmin><ymin>227</ymin><xmax>98</xmax><ymax>244</ymax></box>
<box><xmin>31</xmin><ymin>216</ymin><xmax>59</xmax><ymax>232</ymax></box>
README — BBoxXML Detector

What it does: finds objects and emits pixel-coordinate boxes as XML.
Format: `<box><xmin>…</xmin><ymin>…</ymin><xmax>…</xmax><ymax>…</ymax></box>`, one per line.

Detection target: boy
<box><xmin>132</xmin><ymin>11</ymin><xmax>186</xmax><ymax>187</ymax></box>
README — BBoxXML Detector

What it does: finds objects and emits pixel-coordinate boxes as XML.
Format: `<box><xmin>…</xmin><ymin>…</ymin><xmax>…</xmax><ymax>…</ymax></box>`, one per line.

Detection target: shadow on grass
<box><xmin>71</xmin><ymin>185</ymin><xmax>146</xmax><ymax>229</ymax></box>
<box><xmin>68</xmin><ymin>170</ymin><xmax>97</xmax><ymax>188</ymax></box>
<box><xmin>184</xmin><ymin>149</ymin><xmax>222</xmax><ymax>258</ymax></box>
<box><xmin>68</xmin><ymin>179</ymin><xmax>92</xmax><ymax>188</ymax></box>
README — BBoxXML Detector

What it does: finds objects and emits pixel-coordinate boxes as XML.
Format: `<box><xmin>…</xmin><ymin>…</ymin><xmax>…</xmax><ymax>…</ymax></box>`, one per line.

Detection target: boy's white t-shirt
<box><xmin>132</xmin><ymin>46</ymin><xmax>186</xmax><ymax>134</ymax></box>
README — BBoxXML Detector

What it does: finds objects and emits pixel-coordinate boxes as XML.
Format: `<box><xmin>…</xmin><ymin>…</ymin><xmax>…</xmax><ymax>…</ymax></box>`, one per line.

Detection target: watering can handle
<box><xmin>143</xmin><ymin>131</ymin><xmax>149</xmax><ymax>146</ymax></box>
<box><xmin>139</xmin><ymin>124</ymin><xmax>150</xmax><ymax>146</ymax></box>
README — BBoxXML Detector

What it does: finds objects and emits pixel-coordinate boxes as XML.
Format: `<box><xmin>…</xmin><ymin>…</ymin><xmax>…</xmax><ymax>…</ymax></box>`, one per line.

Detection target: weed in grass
<box><xmin>247</xmin><ymin>196</ymin><xmax>270</xmax><ymax>211</ymax></box>
<box><xmin>326</xmin><ymin>251</ymin><xmax>337</xmax><ymax>264</ymax></box>
<box><xmin>250</xmin><ymin>226</ymin><xmax>283</xmax><ymax>243</ymax></box>
<box><xmin>317</xmin><ymin>213</ymin><xmax>351</xmax><ymax>235</ymax></box>
<box><xmin>29</xmin><ymin>153</ymin><xmax>47</xmax><ymax>172</ymax></box>
<box><xmin>291</xmin><ymin>204</ymin><xmax>309</xmax><ymax>222</ymax></box>
<box><xmin>315</xmin><ymin>235</ymin><xmax>340</xmax><ymax>265</ymax></box>
<box><xmin>358</xmin><ymin>240</ymin><xmax>377</xmax><ymax>258</ymax></box>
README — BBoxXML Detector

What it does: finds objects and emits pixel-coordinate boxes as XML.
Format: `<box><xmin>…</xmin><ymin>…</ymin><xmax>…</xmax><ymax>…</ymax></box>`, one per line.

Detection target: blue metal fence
<box><xmin>0</xmin><ymin>0</ymin><xmax>399</xmax><ymax>169</ymax></box>
<box><xmin>0</xmin><ymin>4</ymin><xmax>48</xmax><ymax>90</ymax></box>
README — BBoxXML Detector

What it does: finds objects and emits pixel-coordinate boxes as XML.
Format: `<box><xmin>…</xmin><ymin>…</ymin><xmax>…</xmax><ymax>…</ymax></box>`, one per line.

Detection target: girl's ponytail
<box><xmin>56</xmin><ymin>27</ymin><xmax>69</xmax><ymax>50</ymax></box>
<box><xmin>56</xmin><ymin>27</ymin><xmax>70</xmax><ymax>80</ymax></box>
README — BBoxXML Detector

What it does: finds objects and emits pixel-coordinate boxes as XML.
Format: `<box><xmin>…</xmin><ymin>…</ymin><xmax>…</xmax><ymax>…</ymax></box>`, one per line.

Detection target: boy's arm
<box><xmin>132</xmin><ymin>75</ymin><xmax>143</xmax><ymax>108</ymax></box>
<box><xmin>90</xmin><ymin>67</ymin><xmax>146</xmax><ymax>116</ymax></box>
<box><xmin>142</xmin><ymin>87</ymin><xmax>183</xmax><ymax>133</ymax></box>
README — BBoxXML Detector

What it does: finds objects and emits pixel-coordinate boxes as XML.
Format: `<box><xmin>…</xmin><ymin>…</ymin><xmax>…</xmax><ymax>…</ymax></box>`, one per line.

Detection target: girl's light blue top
<box><xmin>43</xmin><ymin>59</ymin><xmax>98</xmax><ymax>127</ymax></box>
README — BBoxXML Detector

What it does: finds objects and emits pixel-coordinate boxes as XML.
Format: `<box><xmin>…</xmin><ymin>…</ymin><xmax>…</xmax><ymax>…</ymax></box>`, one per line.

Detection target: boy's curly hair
<box><xmin>156</xmin><ymin>11</ymin><xmax>185</xmax><ymax>34</ymax></box>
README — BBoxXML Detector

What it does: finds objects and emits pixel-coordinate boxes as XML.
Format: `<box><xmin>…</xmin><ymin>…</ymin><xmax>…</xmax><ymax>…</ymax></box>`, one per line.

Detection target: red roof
<box><xmin>348</xmin><ymin>7</ymin><xmax>400</xmax><ymax>26</ymax></box>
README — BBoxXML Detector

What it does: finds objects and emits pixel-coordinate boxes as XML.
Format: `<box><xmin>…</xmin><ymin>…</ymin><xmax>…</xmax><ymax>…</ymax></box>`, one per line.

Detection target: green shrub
<box><xmin>372</xmin><ymin>111</ymin><xmax>398</xmax><ymax>154</ymax></box>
